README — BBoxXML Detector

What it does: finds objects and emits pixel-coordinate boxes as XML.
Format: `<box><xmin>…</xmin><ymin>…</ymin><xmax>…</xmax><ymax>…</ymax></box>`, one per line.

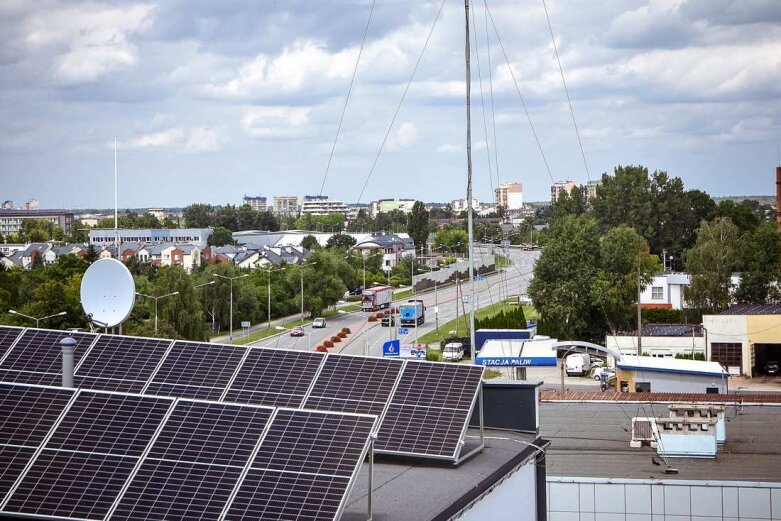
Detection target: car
<box><xmin>592</xmin><ymin>367</ymin><xmax>615</xmax><ymax>381</ymax></box>
<box><xmin>518</xmin><ymin>295</ymin><xmax>533</xmax><ymax>306</ymax></box>
<box><xmin>442</xmin><ymin>342</ymin><xmax>464</xmax><ymax>362</ymax></box>
<box><xmin>312</xmin><ymin>317</ymin><xmax>326</xmax><ymax>328</ymax></box>
<box><xmin>765</xmin><ymin>361</ymin><xmax>779</xmax><ymax>376</ymax></box>
<box><xmin>289</xmin><ymin>326</ymin><xmax>305</xmax><ymax>337</ymax></box>
<box><xmin>381</xmin><ymin>316</ymin><xmax>395</xmax><ymax>327</ymax></box>
<box><xmin>590</xmin><ymin>357</ymin><xmax>606</xmax><ymax>369</ymax></box>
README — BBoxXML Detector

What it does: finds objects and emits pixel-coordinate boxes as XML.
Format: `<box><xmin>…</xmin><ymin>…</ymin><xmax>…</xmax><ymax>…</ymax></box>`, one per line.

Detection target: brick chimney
<box><xmin>777</xmin><ymin>166</ymin><xmax>781</xmax><ymax>226</ymax></box>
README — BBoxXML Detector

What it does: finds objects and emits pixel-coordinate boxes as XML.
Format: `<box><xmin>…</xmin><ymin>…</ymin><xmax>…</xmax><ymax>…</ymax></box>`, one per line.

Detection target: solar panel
<box><xmin>0</xmin><ymin>326</ymin><xmax>23</xmax><ymax>361</ymax></box>
<box><xmin>111</xmin><ymin>459</ymin><xmax>244</xmax><ymax>521</ymax></box>
<box><xmin>0</xmin><ymin>383</ymin><xmax>74</xmax><ymax>447</ymax></box>
<box><xmin>0</xmin><ymin>446</ymin><xmax>35</xmax><ymax>501</ymax></box>
<box><xmin>0</xmin><ymin>369</ymin><xmax>59</xmax><ymax>386</ymax></box>
<box><xmin>45</xmin><ymin>391</ymin><xmax>173</xmax><ymax>457</ymax></box>
<box><xmin>375</xmin><ymin>362</ymin><xmax>483</xmax><ymax>459</ymax></box>
<box><xmin>4</xmin><ymin>449</ymin><xmax>137</xmax><ymax>520</ymax></box>
<box><xmin>146</xmin><ymin>401</ymin><xmax>272</xmax><ymax>466</ymax></box>
<box><xmin>0</xmin><ymin>329</ymin><xmax>96</xmax><ymax>375</ymax></box>
<box><xmin>224</xmin><ymin>348</ymin><xmax>325</xmax><ymax>407</ymax></box>
<box><xmin>224</xmin><ymin>409</ymin><xmax>377</xmax><ymax>521</ymax></box>
<box><xmin>145</xmin><ymin>341</ymin><xmax>247</xmax><ymax>400</ymax></box>
<box><xmin>303</xmin><ymin>355</ymin><xmax>403</xmax><ymax>416</ymax></box>
<box><xmin>74</xmin><ymin>335</ymin><xmax>173</xmax><ymax>393</ymax></box>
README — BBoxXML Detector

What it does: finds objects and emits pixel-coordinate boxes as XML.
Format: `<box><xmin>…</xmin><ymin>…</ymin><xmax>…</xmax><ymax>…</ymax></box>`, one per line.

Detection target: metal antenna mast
<box><xmin>465</xmin><ymin>0</ymin><xmax>477</xmax><ymax>364</ymax></box>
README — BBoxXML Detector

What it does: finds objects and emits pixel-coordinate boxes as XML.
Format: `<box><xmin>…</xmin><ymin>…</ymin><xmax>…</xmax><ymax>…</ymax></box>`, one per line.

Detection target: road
<box><xmin>253</xmin><ymin>248</ymin><xmax>540</xmax><ymax>356</ymax></box>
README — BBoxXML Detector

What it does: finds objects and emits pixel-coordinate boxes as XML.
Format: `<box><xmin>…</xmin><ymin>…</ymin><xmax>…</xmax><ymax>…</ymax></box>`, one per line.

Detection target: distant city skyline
<box><xmin>1</xmin><ymin>0</ymin><xmax>780</xmax><ymax>208</ymax></box>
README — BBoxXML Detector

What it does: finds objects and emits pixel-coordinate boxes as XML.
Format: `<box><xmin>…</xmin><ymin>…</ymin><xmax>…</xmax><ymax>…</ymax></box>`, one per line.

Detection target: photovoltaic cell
<box><xmin>147</xmin><ymin>401</ymin><xmax>272</xmax><ymax>466</ymax></box>
<box><xmin>45</xmin><ymin>391</ymin><xmax>173</xmax><ymax>457</ymax></box>
<box><xmin>0</xmin><ymin>369</ymin><xmax>59</xmax><ymax>386</ymax></box>
<box><xmin>224</xmin><ymin>469</ymin><xmax>350</xmax><ymax>521</ymax></box>
<box><xmin>303</xmin><ymin>356</ymin><xmax>403</xmax><ymax>416</ymax></box>
<box><xmin>0</xmin><ymin>326</ymin><xmax>23</xmax><ymax>361</ymax></box>
<box><xmin>0</xmin><ymin>329</ymin><xmax>96</xmax><ymax>374</ymax></box>
<box><xmin>252</xmin><ymin>409</ymin><xmax>377</xmax><ymax>477</ymax></box>
<box><xmin>375</xmin><ymin>362</ymin><xmax>483</xmax><ymax>458</ymax></box>
<box><xmin>145</xmin><ymin>341</ymin><xmax>247</xmax><ymax>400</ymax></box>
<box><xmin>74</xmin><ymin>335</ymin><xmax>173</xmax><ymax>393</ymax></box>
<box><xmin>224</xmin><ymin>348</ymin><xmax>325</xmax><ymax>407</ymax></box>
<box><xmin>0</xmin><ymin>383</ymin><xmax>74</xmax><ymax>447</ymax></box>
<box><xmin>0</xmin><ymin>446</ymin><xmax>36</xmax><ymax>501</ymax></box>
<box><xmin>4</xmin><ymin>449</ymin><xmax>137</xmax><ymax>520</ymax></box>
<box><xmin>111</xmin><ymin>459</ymin><xmax>243</xmax><ymax>521</ymax></box>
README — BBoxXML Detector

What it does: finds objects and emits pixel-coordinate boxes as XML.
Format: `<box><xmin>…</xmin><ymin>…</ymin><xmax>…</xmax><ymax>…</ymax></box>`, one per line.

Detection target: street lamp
<box><xmin>8</xmin><ymin>310</ymin><xmax>67</xmax><ymax>328</ymax></box>
<box><xmin>135</xmin><ymin>291</ymin><xmax>179</xmax><ymax>333</ymax></box>
<box><xmin>264</xmin><ymin>267</ymin><xmax>285</xmax><ymax>329</ymax></box>
<box><xmin>212</xmin><ymin>273</ymin><xmax>250</xmax><ymax>340</ymax></box>
<box><xmin>345</xmin><ymin>251</ymin><xmax>380</xmax><ymax>291</ymax></box>
<box><xmin>339</xmin><ymin>309</ymin><xmax>369</xmax><ymax>357</ymax></box>
<box><xmin>194</xmin><ymin>280</ymin><xmax>216</xmax><ymax>290</ymax></box>
<box><xmin>295</xmin><ymin>262</ymin><xmax>317</xmax><ymax>323</ymax></box>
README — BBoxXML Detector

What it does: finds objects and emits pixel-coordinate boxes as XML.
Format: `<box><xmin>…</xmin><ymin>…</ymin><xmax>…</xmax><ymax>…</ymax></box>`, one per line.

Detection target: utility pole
<box><xmin>636</xmin><ymin>255</ymin><xmax>642</xmax><ymax>356</ymax></box>
<box><xmin>464</xmin><ymin>0</ymin><xmax>477</xmax><ymax>364</ymax></box>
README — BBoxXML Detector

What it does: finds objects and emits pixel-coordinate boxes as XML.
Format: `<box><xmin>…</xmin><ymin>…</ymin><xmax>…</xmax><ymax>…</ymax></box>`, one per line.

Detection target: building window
<box><xmin>651</xmin><ymin>286</ymin><xmax>664</xmax><ymax>300</ymax></box>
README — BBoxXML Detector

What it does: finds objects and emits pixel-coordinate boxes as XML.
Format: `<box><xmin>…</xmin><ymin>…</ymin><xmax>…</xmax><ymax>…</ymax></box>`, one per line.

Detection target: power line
<box><xmin>541</xmin><ymin>0</ymin><xmax>591</xmax><ymax>182</ymax></box>
<box><xmin>470</xmin><ymin>0</ymin><xmax>496</xmax><ymax>198</ymax></box>
<box><xmin>484</xmin><ymin>0</ymin><xmax>556</xmax><ymax>184</ymax></box>
<box><xmin>484</xmin><ymin>0</ymin><xmax>501</xmax><ymax>192</ymax></box>
<box><xmin>318</xmin><ymin>0</ymin><xmax>376</xmax><ymax>196</ymax></box>
<box><xmin>356</xmin><ymin>0</ymin><xmax>447</xmax><ymax>204</ymax></box>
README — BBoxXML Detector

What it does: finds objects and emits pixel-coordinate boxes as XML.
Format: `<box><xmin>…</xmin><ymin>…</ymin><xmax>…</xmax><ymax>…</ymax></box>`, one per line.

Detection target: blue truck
<box><xmin>399</xmin><ymin>300</ymin><xmax>425</xmax><ymax>326</ymax></box>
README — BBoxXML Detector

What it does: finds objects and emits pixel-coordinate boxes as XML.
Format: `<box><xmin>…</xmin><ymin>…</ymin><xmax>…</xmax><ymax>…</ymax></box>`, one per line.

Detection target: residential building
<box><xmin>299</xmin><ymin>195</ymin><xmax>348</xmax><ymax>216</ymax></box>
<box><xmin>25</xmin><ymin>199</ymin><xmax>39</xmax><ymax>210</ymax></box>
<box><xmin>147</xmin><ymin>208</ymin><xmax>166</xmax><ymax>221</ymax></box>
<box><xmin>0</xmin><ymin>209</ymin><xmax>75</xmax><ymax>236</ymax></box>
<box><xmin>353</xmin><ymin>232</ymin><xmax>415</xmax><ymax>273</ymax></box>
<box><xmin>368</xmin><ymin>199</ymin><xmax>416</xmax><ymax>217</ymax></box>
<box><xmin>1</xmin><ymin>200</ymin><xmax>13</xmax><ymax>209</ymax></box>
<box><xmin>703</xmin><ymin>303</ymin><xmax>781</xmax><ymax>377</ymax></box>
<box><xmin>585</xmin><ymin>179</ymin><xmax>601</xmax><ymax>200</ymax></box>
<box><xmin>242</xmin><ymin>195</ymin><xmax>267</xmax><ymax>211</ymax></box>
<box><xmin>606</xmin><ymin>324</ymin><xmax>705</xmax><ymax>358</ymax></box>
<box><xmin>640</xmin><ymin>272</ymin><xmax>691</xmax><ymax>309</ymax></box>
<box><xmin>451</xmin><ymin>198</ymin><xmax>481</xmax><ymax>213</ymax></box>
<box><xmin>89</xmin><ymin>228</ymin><xmax>212</xmax><ymax>248</ymax></box>
<box><xmin>550</xmin><ymin>180</ymin><xmax>579</xmax><ymax>203</ymax></box>
<box><xmin>273</xmin><ymin>195</ymin><xmax>298</xmax><ymax>215</ymax></box>
<box><xmin>495</xmin><ymin>181</ymin><xmax>523</xmax><ymax>210</ymax></box>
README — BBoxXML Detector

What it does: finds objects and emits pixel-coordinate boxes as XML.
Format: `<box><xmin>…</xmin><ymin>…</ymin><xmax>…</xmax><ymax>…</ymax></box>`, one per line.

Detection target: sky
<box><xmin>0</xmin><ymin>0</ymin><xmax>780</xmax><ymax>209</ymax></box>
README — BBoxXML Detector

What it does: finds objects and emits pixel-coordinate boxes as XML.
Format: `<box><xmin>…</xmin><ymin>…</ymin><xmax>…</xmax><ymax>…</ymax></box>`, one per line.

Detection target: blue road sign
<box><xmin>382</xmin><ymin>340</ymin><xmax>400</xmax><ymax>357</ymax></box>
<box><xmin>397</xmin><ymin>327</ymin><xmax>409</xmax><ymax>335</ymax></box>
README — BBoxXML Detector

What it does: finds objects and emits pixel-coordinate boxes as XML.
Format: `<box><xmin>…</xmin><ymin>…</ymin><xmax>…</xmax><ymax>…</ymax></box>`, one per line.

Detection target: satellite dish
<box><xmin>80</xmin><ymin>258</ymin><xmax>135</xmax><ymax>328</ymax></box>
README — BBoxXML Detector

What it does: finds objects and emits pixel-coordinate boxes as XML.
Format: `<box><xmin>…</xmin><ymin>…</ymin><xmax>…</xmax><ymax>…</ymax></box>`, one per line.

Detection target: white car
<box><xmin>590</xmin><ymin>358</ymin><xmax>606</xmax><ymax>369</ymax></box>
<box><xmin>312</xmin><ymin>317</ymin><xmax>326</xmax><ymax>328</ymax></box>
<box><xmin>592</xmin><ymin>367</ymin><xmax>615</xmax><ymax>381</ymax></box>
<box><xmin>442</xmin><ymin>342</ymin><xmax>464</xmax><ymax>362</ymax></box>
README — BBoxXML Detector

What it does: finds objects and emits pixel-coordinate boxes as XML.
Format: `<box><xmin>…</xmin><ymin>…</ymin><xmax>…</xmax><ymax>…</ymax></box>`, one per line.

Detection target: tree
<box><xmin>552</xmin><ymin>185</ymin><xmax>588</xmax><ymax>220</ymax></box>
<box><xmin>208</xmin><ymin>226</ymin><xmax>234</xmax><ymax>247</ymax></box>
<box><xmin>182</xmin><ymin>203</ymin><xmax>213</xmax><ymax>228</ymax></box>
<box><xmin>686</xmin><ymin>189</ymin><xmax>717</xmax><ymax>225</ymax></box>
<box><xmin>151</xmin><ymin>266</ymin><xmax>208</xmax><ymax>340</ymax></box>
<box><xmin>716</xmin><ymin>200</ymin><xmax>760</xmax><ymax>233</ymax></box>
<box><xmin>295</xmin><ymin>251</ymin><xmax>353</xmax><ymax>317</ymax></box>
<box><xmin>407</xmin><ymin>201</ymin><xmax>429</xmax><ymax>251</ymax></box>
<box><xmin>590</xmin><ymin>226</ymin><xmax>660</xmax><ymax>332</ymax></box>
<box><xmin>528</xmin><ymin>215</ymin><xmax>602</xmax><ymax>341</ymax></box>
<box><xmin>648</xmin><ymin>171</ymin><xmax>698</xmax><ymax>266</ymax></box>
<box><xmin>84</xmin><ymin>244</ymin><xmax>100</xmax><ymax>265</ymax></box>
<box><xmin>213</xmin><ymin>205</ymin><xmax>239</xmax><ymax>232</ymax></box>
<box><xmin>301</xmin><ymin>235</ymin><xmax>319</xmax><ymax>251</ymax></box>
<box><xmin>325</xmin><ymin>233</ymin><xmax>356</xmax><ymax>250</ymax></box>
<box><xmin>433</xmin><ymin>228</ymin><xmax>468</xmax><ymax>255</ymax></box>
<box><xmin>237</xmin><ymin>204</ymin><xmax>258</xmax><ymax>231</ymax></box>
<box><xmin>593</xmin><ymin>165</ymin><xmax>653</xmax><ymax>240</ymax></box>
<box><xmin>684</xmin><ymin>217</ymin><xmax>742</xmax><ymax>313</ymax></box>
<box><xmin>68</xmin><ymin>221</ymin><xmax>89</xmax><ymax>243</ymax></box>
<box><xmin>735</xmin><ymin>222</ymin><xmax>781</xmax><ymax>303</ymax></box>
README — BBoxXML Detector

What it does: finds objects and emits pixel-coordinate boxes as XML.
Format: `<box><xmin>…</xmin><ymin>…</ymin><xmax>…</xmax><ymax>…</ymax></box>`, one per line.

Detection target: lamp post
<box><xmin>194</xmin><ymin>280</ymin><xmax>216</xmax><ymax>290</ymax></box>
<box><xmin>212</xmin><ymin>273</ymin><xmax>250</xmax><ymax>341</ymax></box>
<box><xmin>135</xmin><ymin>291</ymin><xmax>180</xmax><ymax>333</ymax></box>
<box><xmin>339</xmin><ymin>309</ymin><xmax>369</xmax><ymax>357</ymax></box>
<box><xmin>8</xmin><ymin>310</ymin><xmax>67</xmax><ymax>328</ymax></box>
<box><xmin>264</xmin><ymin>267</ymin><xmax>284</xmax><ymax>329</ymax></box>
<box><xmin>297</xmin><ymin>262</ymin><xmax>317</xmax><ymax>324</ymax></box>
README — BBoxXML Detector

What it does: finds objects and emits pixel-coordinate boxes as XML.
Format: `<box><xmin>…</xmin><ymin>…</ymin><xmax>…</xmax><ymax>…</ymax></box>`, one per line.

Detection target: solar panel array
<box><xmin>0</xmin><ymin>327</ymin><xmax>484</xmax><ymax>462</ymax></box>
<box><xmin>0</xmin><ymin>382</ymin><xmax>376</xmax><ymax>521</ymax></box>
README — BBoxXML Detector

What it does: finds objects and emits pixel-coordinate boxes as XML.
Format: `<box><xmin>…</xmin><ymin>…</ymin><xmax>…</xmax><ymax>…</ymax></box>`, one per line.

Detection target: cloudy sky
<box><xmin>1</xmin><ymin>0</ymin><xmax>780</xmax><ymax>209</ymax></box>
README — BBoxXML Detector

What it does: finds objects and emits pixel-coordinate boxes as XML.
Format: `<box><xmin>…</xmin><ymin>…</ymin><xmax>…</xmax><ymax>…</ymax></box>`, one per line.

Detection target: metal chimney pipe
<box><xmin>60</xmin><ymin>337</ymin><xmax>77</xmax><ymax>388</ymax></box>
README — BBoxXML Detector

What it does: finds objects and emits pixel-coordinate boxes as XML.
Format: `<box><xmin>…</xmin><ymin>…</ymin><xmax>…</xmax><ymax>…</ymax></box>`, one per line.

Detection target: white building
<box><xmin>551</xmin><ymin>180</ymin><xmax>579</xmax><ymax>203</ymax></box>
<box><xmin>300</xmin><ymin>196</ymin><xmax>348</xmax><ymax>216</ymax></box>
<box><xmin>147</xmin><ymin>208</ymin><xmax>166</xmax><ymax>221</ymax></box>
<box><xmin>606</xmin><ymin>324</ymin><xmax>705</xmax><ymax>358</ymax></box>
<box><xmin>242</xmin><ymin>195</ymin><xmax>267</xmax><ymax>212</ymax></box>
<box><xmin>89</xmin><ymin>228</ymin><xmax>213</xmax><ymax>248</ymax></box>
<box><xmin>273</xmin><ymin>195</ymin><xmax>298</xmax><ymax>215</ymax></box>
<box><xmin>640</xmin><ymin>273</ymin><xmax>691</xmax><ymax>310</ymax></box>
<box><xmin>495</xmin><ymin>182</ymin><xmax>523</xmax><ymax>210</ymax></box>
<box><xmin>451</xmin><ymin>198</ymin><xmax>480</xmax><ymax>213</ymax></box>
<box><xmin>368</xmin><ymin>199</ymin><xmax>416</xmax><ymax>218</ymax></box>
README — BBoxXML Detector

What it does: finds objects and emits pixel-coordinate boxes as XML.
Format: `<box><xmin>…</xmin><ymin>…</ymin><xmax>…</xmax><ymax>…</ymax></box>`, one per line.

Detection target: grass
<box><xmin>418</xmin><ymin>299</ymin><xmax>535</xmax><ymax>344</ymax></box>
<box><xmin>393</xmin><ymin>287</ymin><xmax>414</xmax><ymax>300</ymax></box>
<box><xmin>494</xmin><ymin>254</ymin><xmax>513</xmax><ymax>270</ymax></box>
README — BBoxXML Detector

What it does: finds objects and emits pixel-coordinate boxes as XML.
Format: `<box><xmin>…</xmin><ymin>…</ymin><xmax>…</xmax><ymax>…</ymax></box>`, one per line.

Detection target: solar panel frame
<box><xmin>0</xmin><ymin>446</ymin><xmax>36</xmax><ymax>503</ymax></box>
<box><xmin>0</xmin><ymin>326</ymin><xmax>24</xmax><ymax>363</ymax></box>
<box><xmin>144</xmin><ymin>341</ymin><xmax>248</xmax><ymax>400</ymax></box>
<box><xmin>73</xmin><ymin>335</ymin><xmax>174</xmax><ymax>393</ymax></box>
<box><xmin>0</xmin><ymin>383</ymin><xmax>76</xmax><ymax>447</ymax></box>
<box><xmin>0</xmin><ymin>328</ymin><xmax>98</xmax><ymax>376</ymax></box>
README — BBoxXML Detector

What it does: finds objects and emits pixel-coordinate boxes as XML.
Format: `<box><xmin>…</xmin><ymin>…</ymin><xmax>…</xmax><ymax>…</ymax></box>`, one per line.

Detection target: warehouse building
<box><xmin>615</xmin><ymin>355</ymin><xmax>729</xmax><ymax>393</ymax></box>
<box><xmin>605</xmin><ymin>324</ymin><xmax>705</xmax><ymax>358</ymax></box>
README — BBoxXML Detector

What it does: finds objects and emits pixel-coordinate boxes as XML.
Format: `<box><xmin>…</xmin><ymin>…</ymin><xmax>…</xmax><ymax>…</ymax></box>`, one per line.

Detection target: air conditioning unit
<box><xmin>630</xmin><ymin>417</ymin><xmax>659</xmax><ymax>448</ymax></box>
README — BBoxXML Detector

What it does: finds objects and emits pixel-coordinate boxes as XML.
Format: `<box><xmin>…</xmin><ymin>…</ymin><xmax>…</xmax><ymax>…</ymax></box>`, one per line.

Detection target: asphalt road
<box><xmin>253</xmin><ymin>248</ymin><xmax>540</xmax><ymax>356</ymax></box>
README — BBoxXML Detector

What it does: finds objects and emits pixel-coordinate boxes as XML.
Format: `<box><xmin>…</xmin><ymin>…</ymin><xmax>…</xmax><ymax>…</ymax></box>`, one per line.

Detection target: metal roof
<box><xmin>623</xmin><ymin>323</ymin><xmax>703</xmax><ymax>337</ymax></box>
<box><xmin>616</xmin><ymin>355</ymin><xmax>727</xmax><ymax>377</ymax></box>
<box><xmin>720</xmin><ymin>303</ymin><xmax>781</xmax><ymax>315</ymax></box>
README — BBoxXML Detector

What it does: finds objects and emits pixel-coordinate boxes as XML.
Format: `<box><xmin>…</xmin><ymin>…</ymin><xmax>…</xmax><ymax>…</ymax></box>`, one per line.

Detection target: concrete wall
<box><xmin>462</xmin><ymin>457</ymin><xmax>537</xmax><ymax>521</ymax></box>
<box><xmin>703</xmin><ymin>314</ymin><xmax>749</xmax><ymax>376</ymax></box>
<box><xmin>548</xmin><ymin>477</ymin><xmax>780</xmax><ymax>521</ymax></box>
<box><xmin>412</xmin><ymin>255</ymin><xmax>494</xmax><ymax>291</ymax></box>
<box><xmin>616</xmin><ymin>369</ymin><xmax>728</xmax><ymax>394</ymax></box>
<box><xmin>607</xmin><ymin>336</ymin><xmax>705</xmax><ymax>358</ymax></box>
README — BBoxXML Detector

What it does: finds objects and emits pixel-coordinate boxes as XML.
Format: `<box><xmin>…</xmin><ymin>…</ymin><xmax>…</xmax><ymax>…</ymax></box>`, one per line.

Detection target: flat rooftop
<box><xmin>540</xmin><ymin>402</ymin><xmax>781</xmax><ymax>482</ymax></box>
<box><xmin>342</xmin><ymin>428</ymin><xmax>542</xmax><ymax>521</ymax></box>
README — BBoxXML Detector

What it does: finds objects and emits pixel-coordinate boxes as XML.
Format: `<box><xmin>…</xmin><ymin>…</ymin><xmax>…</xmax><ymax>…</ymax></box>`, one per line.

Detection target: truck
<box><xmin>361</xmin><ymin>285</ymin><xmax>393</xmax><ymax>312</ymax></box>
<box><xmin>399</xmin><ymin>301</ymin><xmax>425</xmax><ymax>326</ymax></box>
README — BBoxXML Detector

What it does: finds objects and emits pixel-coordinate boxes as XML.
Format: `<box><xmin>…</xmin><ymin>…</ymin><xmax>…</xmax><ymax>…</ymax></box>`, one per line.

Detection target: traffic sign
<box><xmin>241</xmin><ymin>321</ymin><xmax>251</xmax><ymax>328</ymax></box>
<box><xmin>397</xmin><ymin>327</ymin><xmax>409</xmax><ymax>335</ymax></box>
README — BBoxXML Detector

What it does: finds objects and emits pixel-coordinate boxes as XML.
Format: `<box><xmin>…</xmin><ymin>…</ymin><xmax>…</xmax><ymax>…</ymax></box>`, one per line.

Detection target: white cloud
<box><xmin>131</xmin><ymin>127</ymin><xmax>184</xmax><ymax>148</ymax></box>
<box><xmin>242</xmin><ymin>106</ymin><xmax>312</xmax><ymax>138</ymax></box>
<box><xmin>437</xmin><ymin>143</ymin><xmax>461</xmax><ymax>153</ymax></box>
<box><xmin>23</xmin><ymin>3</ymin><xmax>156</xmax><ymax>84</ymax></box>
<box><xmin>185</xmin><ymin>127</ymin><xmax>221</xmax><ymax>153</ymax></box>
<box><xmin>387</xmin><ymin>122</ymin><xmax>418</xmax><ymax>151</ymax></box>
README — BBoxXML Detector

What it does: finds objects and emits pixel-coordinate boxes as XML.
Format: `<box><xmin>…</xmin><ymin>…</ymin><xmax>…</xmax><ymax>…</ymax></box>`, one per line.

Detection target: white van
<box><xmin>565</xmin><ymin>353</ymin><xmax>591</xmax><ymax>376</ymax></box>
<box><xmin>442</xmin><ymin>342</ymin><xmax>464</xmax><ymax>362</ymax></box>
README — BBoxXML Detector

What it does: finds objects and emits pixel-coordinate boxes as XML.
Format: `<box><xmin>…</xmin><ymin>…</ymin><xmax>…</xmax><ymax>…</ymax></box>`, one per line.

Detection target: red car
<box><xmin>289</xmin><ymin>326</ymin><xmax>305</xmax><ymax>337</ymax></box>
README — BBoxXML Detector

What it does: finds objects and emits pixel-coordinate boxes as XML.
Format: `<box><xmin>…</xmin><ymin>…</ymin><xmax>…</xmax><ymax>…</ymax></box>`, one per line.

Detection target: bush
<box><xmin>474</xmin><ymin>305</ymin><xmax>527</xmax><ymax>330</ymax></box>
<box><xmin>331</xmin><ymin>336</ymin><xmax>341</xmax><ymax>343</ymax></box>
<box><xmin>337</xmin><ymin>332</ymin><xmax>347</xmax><ymax>339</ymax></box>
<box><xmin>675</xmin><ymin>352</ymin><xmax>706</xmax><ymax>361</ymax></box>
<box><xmin>341</xmin><ymin>327</ymin><xmax>351</xmax><ymax>334</ymax></box>
<box><xmin>346</xmin><ymin>295</ymin><xmax>361</xmax><ymax>302</ymax></box>
<box><xmin>315</xmin><ymin>345</ymin><xmax>328</xmax><ymax>352</ymax></box>
<box><xmin>375</xmin><ymin>312</ymin><xmax>385</xmax><ymax>319</ymax></box>
<box><xmin>368</xmin><ymin>316</ymin><xmax>378</xmax><ymax>322</ymax></box>
<box><xmin>426</xmin><ymin>350</ymin><xmax>441</xmax><ymax>362</ymax></box>
<box><xmin>323</xmin><ymin>340</ymin><xmax>334</xmax><ymax>348</ymax></box>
